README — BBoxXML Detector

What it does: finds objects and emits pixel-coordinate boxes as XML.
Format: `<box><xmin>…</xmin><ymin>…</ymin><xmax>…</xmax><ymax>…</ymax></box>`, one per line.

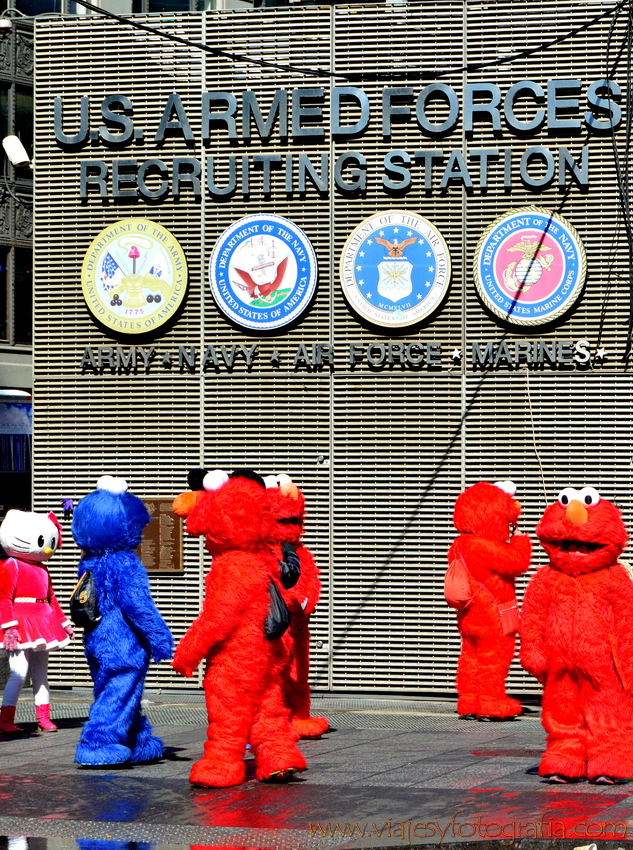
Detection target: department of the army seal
<box><xmin>81</xmin><ymin>218</ymin><xmax>188</xmax><ymax>335</ymax></box>
<box><xmin>209</xmin><ymin>214</ymin><xmax>317</xmax><ymax>331</ymax></box>
<box><xmin>339</xmin><ymin>211</ymin><xmax>451</xmax><ymax>328</ymax></box>
<box><xmin>473</xmin><ymin>207</ymin><xmax>586</xmax><ymax>327</ymax></box>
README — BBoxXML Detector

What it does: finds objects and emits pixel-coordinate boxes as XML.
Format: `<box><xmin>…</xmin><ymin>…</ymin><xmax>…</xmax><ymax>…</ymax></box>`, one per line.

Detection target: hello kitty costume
<box><xmin>0</xmin><ymin>509</ymin><xmax>74</xmax><ymax>733</ymax></box>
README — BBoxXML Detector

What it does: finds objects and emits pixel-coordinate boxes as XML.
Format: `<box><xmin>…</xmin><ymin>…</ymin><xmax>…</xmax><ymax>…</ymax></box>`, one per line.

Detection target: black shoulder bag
<box><xmin>264</xmin><ymin>579</ymin><xmax>291</xmax><ymax>639</ymax></box>
<box><xmin>69</xmin><ymin>570</ymin><xmax>101</xmax><ymax>631</ymax></box>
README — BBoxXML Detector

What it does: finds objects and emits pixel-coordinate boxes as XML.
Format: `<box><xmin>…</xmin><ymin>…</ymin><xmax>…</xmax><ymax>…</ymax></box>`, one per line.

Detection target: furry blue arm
<box><xmin>116</xmin><ymin>554</ymin><xmax>174</xmax><ymax>662</ymax></box>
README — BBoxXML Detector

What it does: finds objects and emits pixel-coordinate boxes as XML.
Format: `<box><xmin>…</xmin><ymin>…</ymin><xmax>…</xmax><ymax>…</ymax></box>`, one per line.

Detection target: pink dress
<box><xmin>0</xmin><ymin>557</ymin><xmax>70</xmax><ymax>651</ymax></box>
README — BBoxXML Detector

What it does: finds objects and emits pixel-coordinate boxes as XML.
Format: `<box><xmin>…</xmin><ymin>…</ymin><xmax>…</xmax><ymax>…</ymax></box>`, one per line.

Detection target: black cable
<box><xmin>69</xmin><ymin>0</ymin><xmax>627</xmax><ymax>84</ymax></box>
<box><xmin>624</xmin><ymin>0</ymin><xmax>633</xmax><ymax>354</ymax></box>
<box><xmin>607</xmin><ymin>0</ymin><xmax>633</xmax><ymax>356</ymax></box>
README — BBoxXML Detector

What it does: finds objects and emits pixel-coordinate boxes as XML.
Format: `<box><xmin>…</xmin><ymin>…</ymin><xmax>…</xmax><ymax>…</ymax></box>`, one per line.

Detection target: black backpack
<box><xmin>69</xmin><ymin>570</ymin><xmax>101</xmax><ymax>631</ymax></box>
<box><xmin>264</xmin><ymin>579</ymin><xmax>291</xmax><ymax>639</ymax></box>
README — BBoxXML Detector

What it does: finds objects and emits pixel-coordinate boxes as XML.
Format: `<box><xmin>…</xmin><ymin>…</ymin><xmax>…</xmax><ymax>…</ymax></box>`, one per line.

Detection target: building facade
<box><xmin>34</xmin><ymin>0</ymin><xmax>633</xmax><ymax>695</ymax></box>
<box><xmin>0</xmin><ymin>15</ymin><xmax>32</xmax><ymax>515</ymax></box>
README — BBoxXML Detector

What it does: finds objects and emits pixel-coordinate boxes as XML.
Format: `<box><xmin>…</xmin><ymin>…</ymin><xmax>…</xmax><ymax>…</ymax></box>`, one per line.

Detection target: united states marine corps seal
<box><xmin>209</xmin><ymin>214</ymin><xmax>317</xmax><ymax>331</ymax></box>
<box><xmin>339</xmin><ymin>211</ymin><xmax>451</xmax><ymax>328</ymax></box>
<box><xmin>81</xmin><ymin>218</ymin><xmax>188</xmax><ymax>334</ymax></box>
<box><xmin>473</xmin><ymin>207</ymin><xmax>586</xmax><ymax>327</ymax></box>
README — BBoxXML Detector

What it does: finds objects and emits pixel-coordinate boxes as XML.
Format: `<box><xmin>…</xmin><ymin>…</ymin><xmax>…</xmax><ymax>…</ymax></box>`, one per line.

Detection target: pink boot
<box><xmin>0</xmin><ymin>705</ymin><xmax>21</xmax><ymax>733</ymax></box>
<box><xmin>36</xmin><ymin>704</ymin><xmax>57</xmax><ymax>732</ymax></box>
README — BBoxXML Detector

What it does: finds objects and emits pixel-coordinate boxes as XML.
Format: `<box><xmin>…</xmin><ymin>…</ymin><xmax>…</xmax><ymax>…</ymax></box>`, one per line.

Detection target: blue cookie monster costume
<box><xmin>72</xmin><ymin>475</ymin><xmax>174</xmax><ymax>766</ymax></box>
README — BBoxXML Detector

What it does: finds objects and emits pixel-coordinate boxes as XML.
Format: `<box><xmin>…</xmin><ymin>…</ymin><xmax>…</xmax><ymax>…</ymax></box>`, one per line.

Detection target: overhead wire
<box><xmin>607</xmin><ymin>0</ymin><xmax>633</xmax><ymax>357</ymax></box>
<box><xmin>70</xmin><ymin>0</ymin><xmax>628</xmax><ymax>84</ymax></box>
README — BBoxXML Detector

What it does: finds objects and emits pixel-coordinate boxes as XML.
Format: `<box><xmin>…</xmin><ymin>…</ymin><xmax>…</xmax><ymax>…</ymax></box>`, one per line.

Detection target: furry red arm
<box><xmin>460</xmin><ymin>534</ymin><xmax>532</xmax><ymax>578</ymax></box>
<box><xmin>172</xmin><ymin>550</ymin><xmax>269</xmax><ymax>677</ymax></box>
<box><xmin>519</xmin><ymin>567</ymin><xmax>551</xmax><ymax>682</ymax></box>
<box><xmin>287</xmin><ymin>545</ymin><xmax>321</xmax><ymax>616</ymax></box>
<box><xmin>608</xmin><ymin>563</ymin><xmax>633</xmax><ymax>693</ymax></box>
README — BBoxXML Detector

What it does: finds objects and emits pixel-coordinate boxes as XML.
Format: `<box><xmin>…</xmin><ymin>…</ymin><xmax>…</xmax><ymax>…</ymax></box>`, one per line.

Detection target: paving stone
<box><xmin>1</xmin><ymin>691</ymin><xmax>631</xmax><ymax>849</ymax></box>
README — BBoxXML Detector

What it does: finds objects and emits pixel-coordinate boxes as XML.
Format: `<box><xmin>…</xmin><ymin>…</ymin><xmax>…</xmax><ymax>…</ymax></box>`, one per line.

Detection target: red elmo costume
<box><xmin>172</xmin><ymin>470</ymin><xmax>307</xmax><ymax>788</ymax></box>
<box><xmin>448</xmin><ymin>481</ymin><xmax>532</xmax><ymax>720</ymax></box>
<box><xmin>265</xmin><ymin>474</ymin><xmax>328</xmax><ymax>739</ymax></box>
<box><xmin>520</xmin><ymin>486</ymin><xmax>633</xmax><ymax>784</ymax></box>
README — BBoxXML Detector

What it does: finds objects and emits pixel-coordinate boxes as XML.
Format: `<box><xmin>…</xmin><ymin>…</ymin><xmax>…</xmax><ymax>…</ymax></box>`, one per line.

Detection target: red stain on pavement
<box><xmin>453</xmin><ymin>789</ymin><xmax>631</xmax><ymax>842</ymax></box>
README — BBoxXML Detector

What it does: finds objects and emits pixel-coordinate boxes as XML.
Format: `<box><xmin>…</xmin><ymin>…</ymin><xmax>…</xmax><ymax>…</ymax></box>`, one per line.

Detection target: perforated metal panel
<box><xmin>33</xmin><ymin>1</ymin><xmax>633</xmax><ymax>695</ymax></box>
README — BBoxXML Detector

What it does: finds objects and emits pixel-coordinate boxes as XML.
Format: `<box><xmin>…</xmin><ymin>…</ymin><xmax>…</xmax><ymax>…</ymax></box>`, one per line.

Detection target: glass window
<box><xmin>15</xmin><ymin>0</ymin><xmax>61</xmax><ymax>12</ymax></box>
<box><xmin>0</xmin><ymin>84</ymin><xmax>8</xmax><ymax>146</ymax></box>
<box><xmin>148</xmin><ymin>0</ymin><xmax>192</xmax><ymax>9</ymax></box>
<box><xmin>0</xmin><ymin>246</ymin><xmax>8</xmax><ymax>342</ymax></box>
<box><xmin>13</xmin><ymin>247</ymin><xmax>32</xmax><ymax>346</ymax></box>
<box><xmin>15</xmin><ymin>86</ymin><xmax>33</xmax><ymax>181</ymax></box>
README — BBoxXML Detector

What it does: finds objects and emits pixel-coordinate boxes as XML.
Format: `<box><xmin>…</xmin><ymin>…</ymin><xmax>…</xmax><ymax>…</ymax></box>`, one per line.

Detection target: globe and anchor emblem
<box><xmin>502</xmin><ymin>236</ymin><xmax>555</xmax><ymax>293</ymax></box>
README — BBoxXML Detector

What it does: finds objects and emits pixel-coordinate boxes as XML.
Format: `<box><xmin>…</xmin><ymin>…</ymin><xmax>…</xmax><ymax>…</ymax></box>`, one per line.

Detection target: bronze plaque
<box><xmin>139</xmin><ymin>498</ymin><xmax>183</xmax><ymax>573</ymax></box>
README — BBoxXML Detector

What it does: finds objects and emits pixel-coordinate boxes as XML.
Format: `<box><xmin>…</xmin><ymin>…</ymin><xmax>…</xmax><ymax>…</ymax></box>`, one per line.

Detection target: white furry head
<box><xmin>0</xmin><ymin>509</ymin><xmax>61</xmax><ymax>563</ymax></box>
<box><xmin>96</xmin><ymin>475</ymin><xmax>129</xmax><ymax>495</ymax></box>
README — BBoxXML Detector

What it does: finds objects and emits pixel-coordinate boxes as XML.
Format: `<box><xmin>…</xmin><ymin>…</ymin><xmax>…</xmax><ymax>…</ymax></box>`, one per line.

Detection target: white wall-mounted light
<box><xmin>0</xmin><ymin>389</ymin><xmax>31</xmax><ymax>399</ymax></box>
<box><xmin>2</xmin><ymin>135</ymin><xmax>31</xmax><ymax>169</ymax></box>
<box><xmin>0</xmin><ymin>19</ymin><xmax>13</xmax><ymax>30</ymax></box>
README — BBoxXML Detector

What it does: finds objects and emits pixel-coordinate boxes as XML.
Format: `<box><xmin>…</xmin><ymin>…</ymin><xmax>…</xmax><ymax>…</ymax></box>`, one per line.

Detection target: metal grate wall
<box><xmin>33</xmin><ymin>1</ymin><xmax>633</xmax><ymax>694</ymax></box>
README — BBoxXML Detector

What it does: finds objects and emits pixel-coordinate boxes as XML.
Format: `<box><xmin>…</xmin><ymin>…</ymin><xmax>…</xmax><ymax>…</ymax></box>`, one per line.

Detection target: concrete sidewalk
<box><xmin>0</xmin><ymin>690</ymin><xmax>631</xmax><ymax>849</ymax></box>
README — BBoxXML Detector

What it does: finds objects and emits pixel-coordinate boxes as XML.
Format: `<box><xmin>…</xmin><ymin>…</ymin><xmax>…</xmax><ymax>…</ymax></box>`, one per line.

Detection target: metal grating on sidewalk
<box><xmin>16</xmin><ymin>697</ymin><xmax>540</xmax><ymax>731</ymax></box>
<box><xmin>0</xmin><ymin>817</ymin><xmax>340</xmax><ymax>850</ymax></box>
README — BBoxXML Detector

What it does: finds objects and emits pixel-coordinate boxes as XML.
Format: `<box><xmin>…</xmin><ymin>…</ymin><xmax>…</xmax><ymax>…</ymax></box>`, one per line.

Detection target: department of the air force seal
<box><xmin>473</xmin><ymin>207</ymin><xmax>586</xmax><ymax>327</ymax></box>
<box><xmin>81</xmin><ymin>218</ymin><xmax>188</xmax><ymax>335</ymax></box>
<box><xmin>209</xmin><ymin>214</ymin><xmax>317</xmax><ymax>331</ymax></box>
<box><xmin>339</xmin><ymin>211</ymin><xmax>451</xmax><ymax>328</ymax></box>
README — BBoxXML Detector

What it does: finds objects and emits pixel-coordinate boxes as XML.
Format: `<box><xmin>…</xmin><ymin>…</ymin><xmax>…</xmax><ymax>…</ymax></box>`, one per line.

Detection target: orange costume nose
<box><xmin>566</xmin><ymin>499</ymin><xmax>588</xmax><ymax>525</ymax></box>
<box><xmin>279</xmin><ymin>480</ymin><xmax>299</xmax><ymax>499</ymax></box>
<box><xmin>173</xmin><ymin>490</ymin><xmax>198</xmax><ymax>517</ymax></box>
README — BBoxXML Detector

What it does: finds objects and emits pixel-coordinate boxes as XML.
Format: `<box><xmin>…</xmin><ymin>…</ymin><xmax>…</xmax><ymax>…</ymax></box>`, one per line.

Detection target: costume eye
<box><xmin>202</xmin><ymin>469</ymin><xmax>229</xmax><ymax>492</ymax></box>
<box><xmin>277</xmin><ymin>474</ymin><xmax>299</xmax><ymax>499</ymax></box>
<box><xmin>494</xmin><ymin>480</ymin><xmax>517</xmax><ymax>496</ymax></box>
<box><xmin>264</xmin><ymin>475</ymin><xmax>279</xmax><ymax>489</ymax></box>
<box><xmin>50</xmin><ymin>535</ymin><xmax>57</xmax><ymax>550</ymax></box>
<box><xmin>37</xmin><ymin>535</ymin><xmax>44</xmax><ymax>547</ymax></box>
<box><xmin>578</xmin><ymin>486</ymin><xmax>600</xmax><ymax>506</ymax></box>
<box><xmin>558</xmin><ymin>487</ymin><xmax>579</xmax><ymax>506</ymax></box>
